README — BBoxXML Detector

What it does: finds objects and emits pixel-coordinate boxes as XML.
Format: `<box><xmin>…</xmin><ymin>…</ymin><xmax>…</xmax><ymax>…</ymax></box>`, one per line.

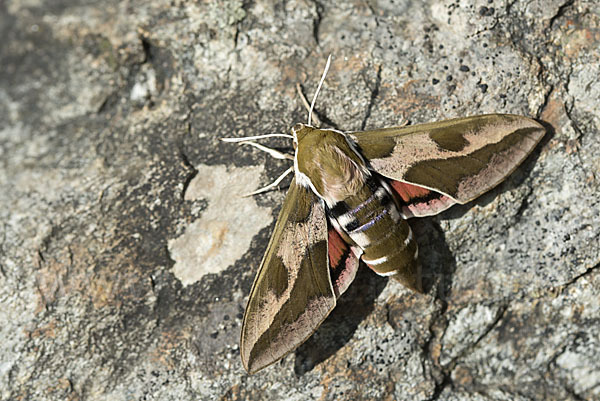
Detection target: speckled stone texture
<box><xmin>1</xmin><ymin>0</ymin><xmax>599</xmax><ymax>400</ymax></box>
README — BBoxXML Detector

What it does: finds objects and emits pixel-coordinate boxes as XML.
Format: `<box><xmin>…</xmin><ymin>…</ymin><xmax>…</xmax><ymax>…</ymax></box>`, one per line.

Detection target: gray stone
<box><xmin>1</xmin><ymin>0</ymin><xmax>598</xmax><ymax>400</ymax></box>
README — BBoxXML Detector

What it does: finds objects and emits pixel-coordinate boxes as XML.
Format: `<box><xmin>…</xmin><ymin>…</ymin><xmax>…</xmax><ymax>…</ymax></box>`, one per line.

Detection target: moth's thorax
<box><xmin>292</xmin><ymin>124</ymin><xmax>368</xmax><ymax>205</ymax></box>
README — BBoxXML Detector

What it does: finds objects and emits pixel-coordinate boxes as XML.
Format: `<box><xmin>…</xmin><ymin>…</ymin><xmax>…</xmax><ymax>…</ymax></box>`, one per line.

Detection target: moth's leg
<box><xmin>296</xmin><ymin>83</ymin><xmax>322</xmax><ymax>127</ymax></box>
<box><xmin>242</xmin><ymin>167</ymin><xmax>294</xmax><ymax>197</ymax></box>
<box><xmin>221</xmin><ymin>135</ymin><xmax>294</xmax><ymax>196</ymax></box>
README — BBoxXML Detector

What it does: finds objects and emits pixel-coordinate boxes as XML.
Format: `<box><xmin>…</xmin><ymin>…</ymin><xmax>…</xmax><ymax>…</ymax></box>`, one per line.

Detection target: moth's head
<box><xmin>291</xmin><ymin>123</ymin><xmax>315</xmax><ymax>149</ymax></box>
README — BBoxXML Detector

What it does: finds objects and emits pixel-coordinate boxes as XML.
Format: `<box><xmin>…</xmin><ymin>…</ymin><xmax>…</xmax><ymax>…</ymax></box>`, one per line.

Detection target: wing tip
<box><xmin>242</xmin><ymin>356</ymin><xmax>261</xmax><ymax>375</ymax></box>
<box><xmin>240</xmin><ymin>342</ymin><xmax>275</xmax><ymax>375</ymax></box>
<box><xmin>239</xmin><ymin>295</ymin><xmax>338</xmax><ymax>375</ymax></box>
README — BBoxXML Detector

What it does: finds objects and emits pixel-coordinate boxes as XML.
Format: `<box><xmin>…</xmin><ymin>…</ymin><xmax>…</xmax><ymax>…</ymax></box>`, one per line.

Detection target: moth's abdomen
<box><xmin>328</xmin><ymin>177</ymin><xmax>423</xmax><ymax>292</ymax></box>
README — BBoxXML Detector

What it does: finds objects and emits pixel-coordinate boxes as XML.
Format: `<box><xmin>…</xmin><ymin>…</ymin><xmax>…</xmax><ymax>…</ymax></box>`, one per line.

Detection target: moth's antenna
<box><xmin>296</xmin><ymin>84</ymin><xmax>321</xmax><ymax>127</ymax></box>
<box><xmin>220</xmin><ymin>134</ymin><xmax>293</xmax><ymax>142</ymax></box>
<box><xmin>307</xmin><ymin>55</ymin><xmax>332</xmax><ymax>126</ymax></box>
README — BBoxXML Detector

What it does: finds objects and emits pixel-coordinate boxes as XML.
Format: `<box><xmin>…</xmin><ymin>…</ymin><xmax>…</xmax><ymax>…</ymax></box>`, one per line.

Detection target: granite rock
<box><xmin>1</xmin><ymin>0</ymin><xmax>599</xmax><ymax>400</ymax></box>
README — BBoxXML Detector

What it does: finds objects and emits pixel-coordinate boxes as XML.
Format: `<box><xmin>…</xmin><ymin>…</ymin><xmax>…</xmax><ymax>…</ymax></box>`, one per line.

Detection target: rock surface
<box><xmin>1</xmin><ymin>0</ymin><xmax>599</xmax><ymax>400</ymax></box>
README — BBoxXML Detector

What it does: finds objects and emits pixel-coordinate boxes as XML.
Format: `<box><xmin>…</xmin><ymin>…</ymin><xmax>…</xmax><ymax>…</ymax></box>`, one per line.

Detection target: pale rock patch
<box><xmin>169</xmin><ymin>164</ymin><xmax>273</xmax><ymax>285</ymax></box>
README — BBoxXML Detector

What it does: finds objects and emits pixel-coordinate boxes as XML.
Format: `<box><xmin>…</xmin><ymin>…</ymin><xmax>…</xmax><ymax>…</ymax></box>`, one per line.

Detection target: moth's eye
<box><xmin>292</xmin><ymin>123</ymin><xmax>304</xmax><ymax>133</ymax></box>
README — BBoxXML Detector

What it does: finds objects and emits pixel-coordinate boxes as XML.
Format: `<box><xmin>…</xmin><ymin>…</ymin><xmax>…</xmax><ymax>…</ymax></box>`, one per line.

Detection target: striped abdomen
<box><xmin>328</xmin><ymin>176</ymin><xmax>422</xmax><ymax>292</ymax></box>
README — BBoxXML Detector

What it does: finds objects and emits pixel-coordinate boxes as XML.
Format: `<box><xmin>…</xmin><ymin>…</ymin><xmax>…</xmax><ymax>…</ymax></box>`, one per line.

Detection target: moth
<box><xmin>230</xmin><ymin>56</ymin><xmax>545</xmax><ymax>374</ymax></box>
